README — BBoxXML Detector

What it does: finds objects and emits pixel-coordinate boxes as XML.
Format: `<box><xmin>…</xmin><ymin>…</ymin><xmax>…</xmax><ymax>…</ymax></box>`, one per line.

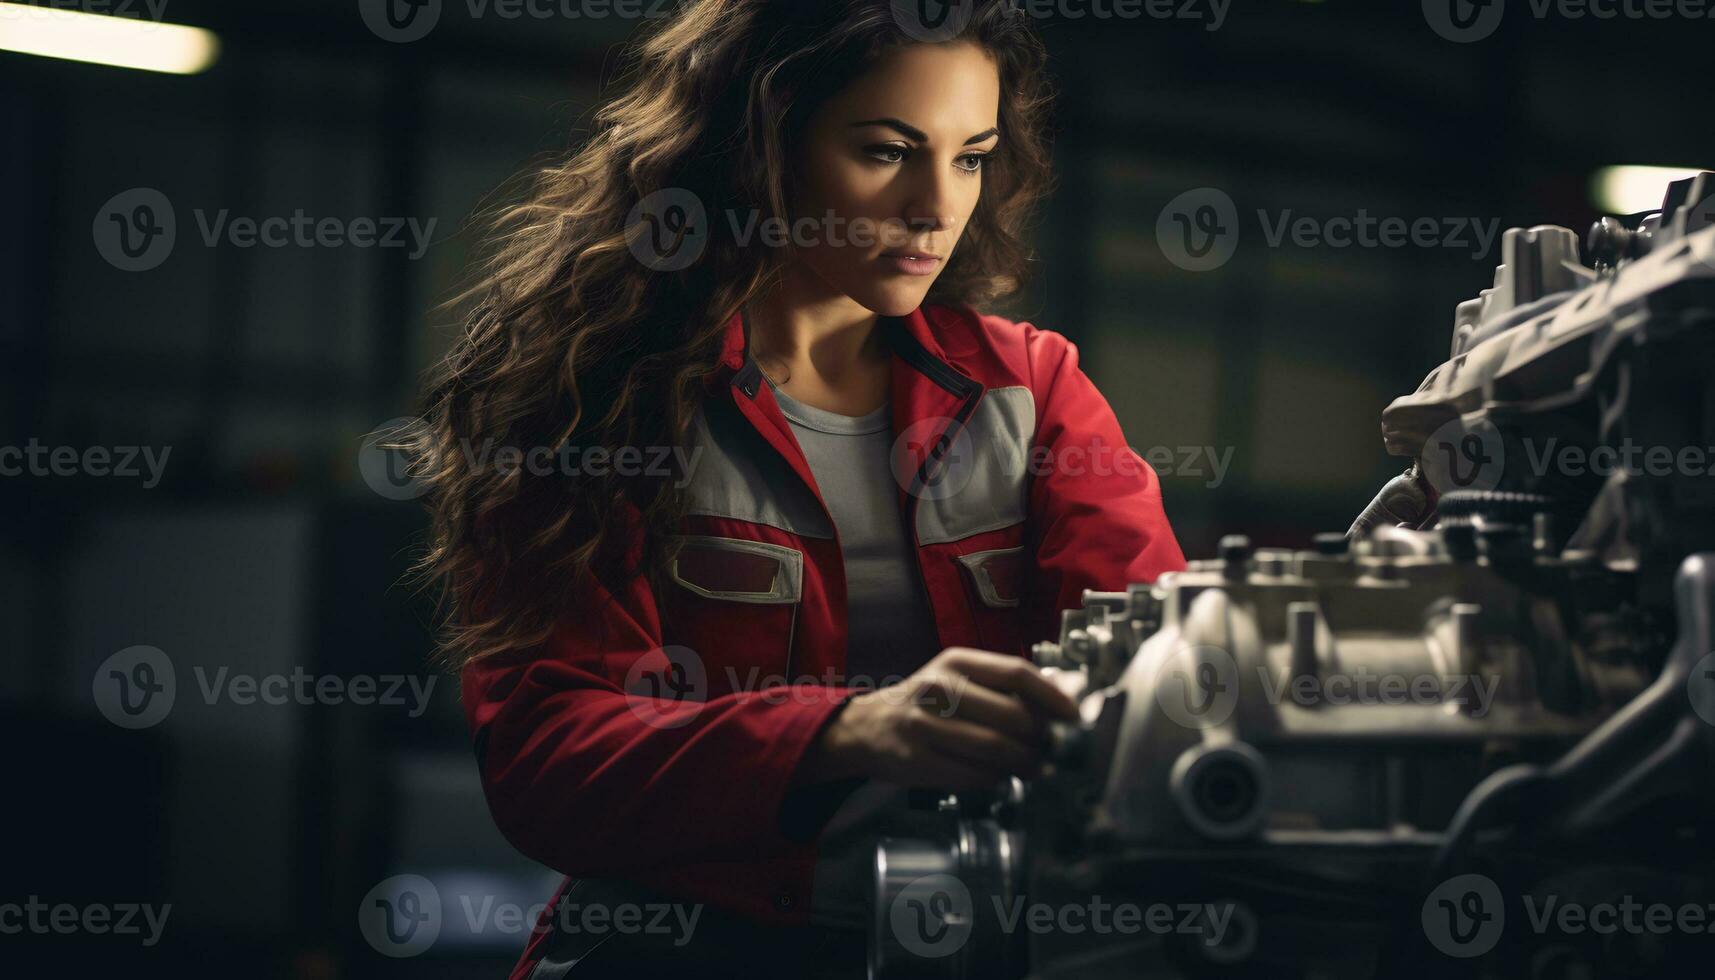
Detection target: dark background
<box><xmin>2</xmin><ymin>0</ymin><xmax>1710</xmax><ymax>974</ymax></box>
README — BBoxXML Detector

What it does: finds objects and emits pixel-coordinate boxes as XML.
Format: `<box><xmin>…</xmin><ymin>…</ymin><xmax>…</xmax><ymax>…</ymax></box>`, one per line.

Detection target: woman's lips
<box><xmin>878</xmin><ymin>253</ymin><xmax>943</xmax><ymax>277</ymax></box>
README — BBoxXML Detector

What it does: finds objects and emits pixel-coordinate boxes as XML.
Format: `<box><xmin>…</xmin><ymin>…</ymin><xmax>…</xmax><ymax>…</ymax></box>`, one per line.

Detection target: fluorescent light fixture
<box><xmin>1590</xmin><ymin>165</ymin><xmax>1709</xmax><ymax>215</ymax></box>
<box><xmin>0</xmin><ymin>1</ymin><xmax>219</xmax><ymax>75</ymax></box>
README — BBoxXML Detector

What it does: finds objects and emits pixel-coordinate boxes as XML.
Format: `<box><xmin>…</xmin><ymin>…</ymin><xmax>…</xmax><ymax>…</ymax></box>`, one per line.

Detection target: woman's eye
<box><xmin>864</xmin><ymin>144</ymin><xmax>908</xmax><ymax>165</ymax></box>
<box><xmin>862</xmin><ymin>145</ymin><xmax>988</xmax><ymax>172</ymax></box>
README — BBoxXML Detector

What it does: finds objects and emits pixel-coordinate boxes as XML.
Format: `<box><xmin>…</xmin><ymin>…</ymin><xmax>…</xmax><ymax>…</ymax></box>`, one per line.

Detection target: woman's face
<box><xmin>790</xmin><ymin>41</ymin><xmax>1001</xmax><ymax>317</ymax></box>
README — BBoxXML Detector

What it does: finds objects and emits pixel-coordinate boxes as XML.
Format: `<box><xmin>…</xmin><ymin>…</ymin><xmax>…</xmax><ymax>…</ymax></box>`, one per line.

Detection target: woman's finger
<box><xmin>938</xmin><ymin>648</ymin><xmax>1080</xmax><ymax>721</ymax></box>
<box><xmin>911</xmin><ymin>709</ymin><xmax>1043</xmax><ymax>776</ymax></box>
<box><xmin>916</xmin><ymin>672</ymin><xmax>1044</xmax><ymax>744</ymax></box>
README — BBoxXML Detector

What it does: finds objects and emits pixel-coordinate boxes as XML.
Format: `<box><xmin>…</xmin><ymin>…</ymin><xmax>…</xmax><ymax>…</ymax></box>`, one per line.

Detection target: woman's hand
<box><xmin>804</xmin><ymin>647</ymin><xmax>1080</xmax><ymax>789</ymax></box>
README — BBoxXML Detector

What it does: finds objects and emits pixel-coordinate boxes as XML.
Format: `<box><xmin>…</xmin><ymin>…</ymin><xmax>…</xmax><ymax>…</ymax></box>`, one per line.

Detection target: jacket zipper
<box><xmin>783</xmin><ymin>601</ymin><xmax>798</xmax><ymax>682</ymax></box>
<box><xmin>741</xmin><ymin>316</ymin><xmax>978</xmax><ymax>682</ymax></box>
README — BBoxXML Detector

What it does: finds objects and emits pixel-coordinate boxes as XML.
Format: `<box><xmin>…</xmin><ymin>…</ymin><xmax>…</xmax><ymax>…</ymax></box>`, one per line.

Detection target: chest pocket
<box><xmin>955</xmin><ymin>539</ymin><xmax>1028</xmax><ymax>653</ymax></box>
<box><xmin>663</xmin><ymin>534</ymin><xmax>803</xmax><ymax>694</ymax></box>
<box><xmin>958</xmin><ymin>546</ymin><xmax>1024</xmax><ymax>608</ymax></box>
<box><xmin>913</xmin><ymin>386</ymin><xmax>1034</xmax><ymax>546</ymax></box>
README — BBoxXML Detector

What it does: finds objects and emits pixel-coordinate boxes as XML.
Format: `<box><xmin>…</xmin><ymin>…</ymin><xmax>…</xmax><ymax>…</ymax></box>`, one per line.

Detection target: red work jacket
<box><xmin>461</xmin><ymin>302</ymin><xmax>1186</xmax><ymax>978</ymax></box>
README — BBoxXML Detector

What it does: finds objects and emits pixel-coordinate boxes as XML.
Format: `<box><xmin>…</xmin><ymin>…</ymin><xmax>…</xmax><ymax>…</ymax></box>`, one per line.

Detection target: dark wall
<box><xmin>2</xmin><ymin>0</ymin><xmax>1710</xmax><ymax>974</ymax></box>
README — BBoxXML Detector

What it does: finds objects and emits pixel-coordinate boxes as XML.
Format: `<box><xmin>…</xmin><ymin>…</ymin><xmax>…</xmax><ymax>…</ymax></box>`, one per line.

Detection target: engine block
<box><xmin>872</xmin><ymin>175</ymin><xmax>1715</xmax><ymax>980</ymax></box>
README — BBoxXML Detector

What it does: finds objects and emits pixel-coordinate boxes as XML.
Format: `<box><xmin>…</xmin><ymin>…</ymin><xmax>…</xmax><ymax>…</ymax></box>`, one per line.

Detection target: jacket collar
<box><xmin>714</xmin><ymin>304</ymin><xmax>970</xmax><ymax>394</ymax></box>
<box><xmin>710</xmin><ymin>304</ymin><xmax>984</xmax><ymax>520</ymax></box>
<box><xmin>713</xmin><ymin>305</ymin><xmax>983</xmax><ymax>433</ymax></box>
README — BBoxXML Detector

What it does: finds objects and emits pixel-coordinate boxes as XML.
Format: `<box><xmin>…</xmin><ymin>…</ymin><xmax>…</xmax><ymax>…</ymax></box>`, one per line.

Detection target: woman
<box><xmin>418</xmin><ymin>1</ymin><xmax>1185</xmax><ymax>976</ymax></box>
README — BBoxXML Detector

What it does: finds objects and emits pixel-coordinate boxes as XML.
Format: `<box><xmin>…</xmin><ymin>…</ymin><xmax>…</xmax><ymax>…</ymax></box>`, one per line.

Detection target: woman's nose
<box><xmin>906</xmin><ymin>213</ymin><xmax>957</xmax><ymax>234</ymax></box>
<box><xmin>904</xmin><ymin>165</ymin><xmax>961</xmax><ymax>234</ymax></box>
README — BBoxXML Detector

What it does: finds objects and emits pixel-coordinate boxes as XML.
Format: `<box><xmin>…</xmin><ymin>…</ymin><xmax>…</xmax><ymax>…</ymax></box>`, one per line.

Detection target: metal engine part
<box><xmin>873</xmin><ymin>175</ymin><xmax>1715</xmax><ymax>979</ymax></box>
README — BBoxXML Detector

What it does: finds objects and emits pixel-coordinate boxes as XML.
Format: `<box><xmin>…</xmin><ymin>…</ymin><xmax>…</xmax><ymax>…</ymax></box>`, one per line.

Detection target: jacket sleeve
<box><xmin>1019</xmin><ymin>322</ymin><xmax>1188</xmax><ymax>645</ymax></box>
<box><xmin>462</xmin><ymin>558</ymin><xmax>852</xmax><ymax>876</ymax></box>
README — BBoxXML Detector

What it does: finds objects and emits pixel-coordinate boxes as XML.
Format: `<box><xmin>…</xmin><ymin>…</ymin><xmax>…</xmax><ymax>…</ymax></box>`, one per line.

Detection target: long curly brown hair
<box><xmin>418</xmin><ymin>0</ymin><xmax>1055</xmax><ymax>668</ymax></box>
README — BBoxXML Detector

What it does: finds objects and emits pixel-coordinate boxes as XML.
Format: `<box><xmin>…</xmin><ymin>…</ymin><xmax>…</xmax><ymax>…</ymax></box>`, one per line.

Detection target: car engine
<box><xmin>870</xmin><ymin>174</ymin><xmax>1715</xmax><ymax>979</ymax></box>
